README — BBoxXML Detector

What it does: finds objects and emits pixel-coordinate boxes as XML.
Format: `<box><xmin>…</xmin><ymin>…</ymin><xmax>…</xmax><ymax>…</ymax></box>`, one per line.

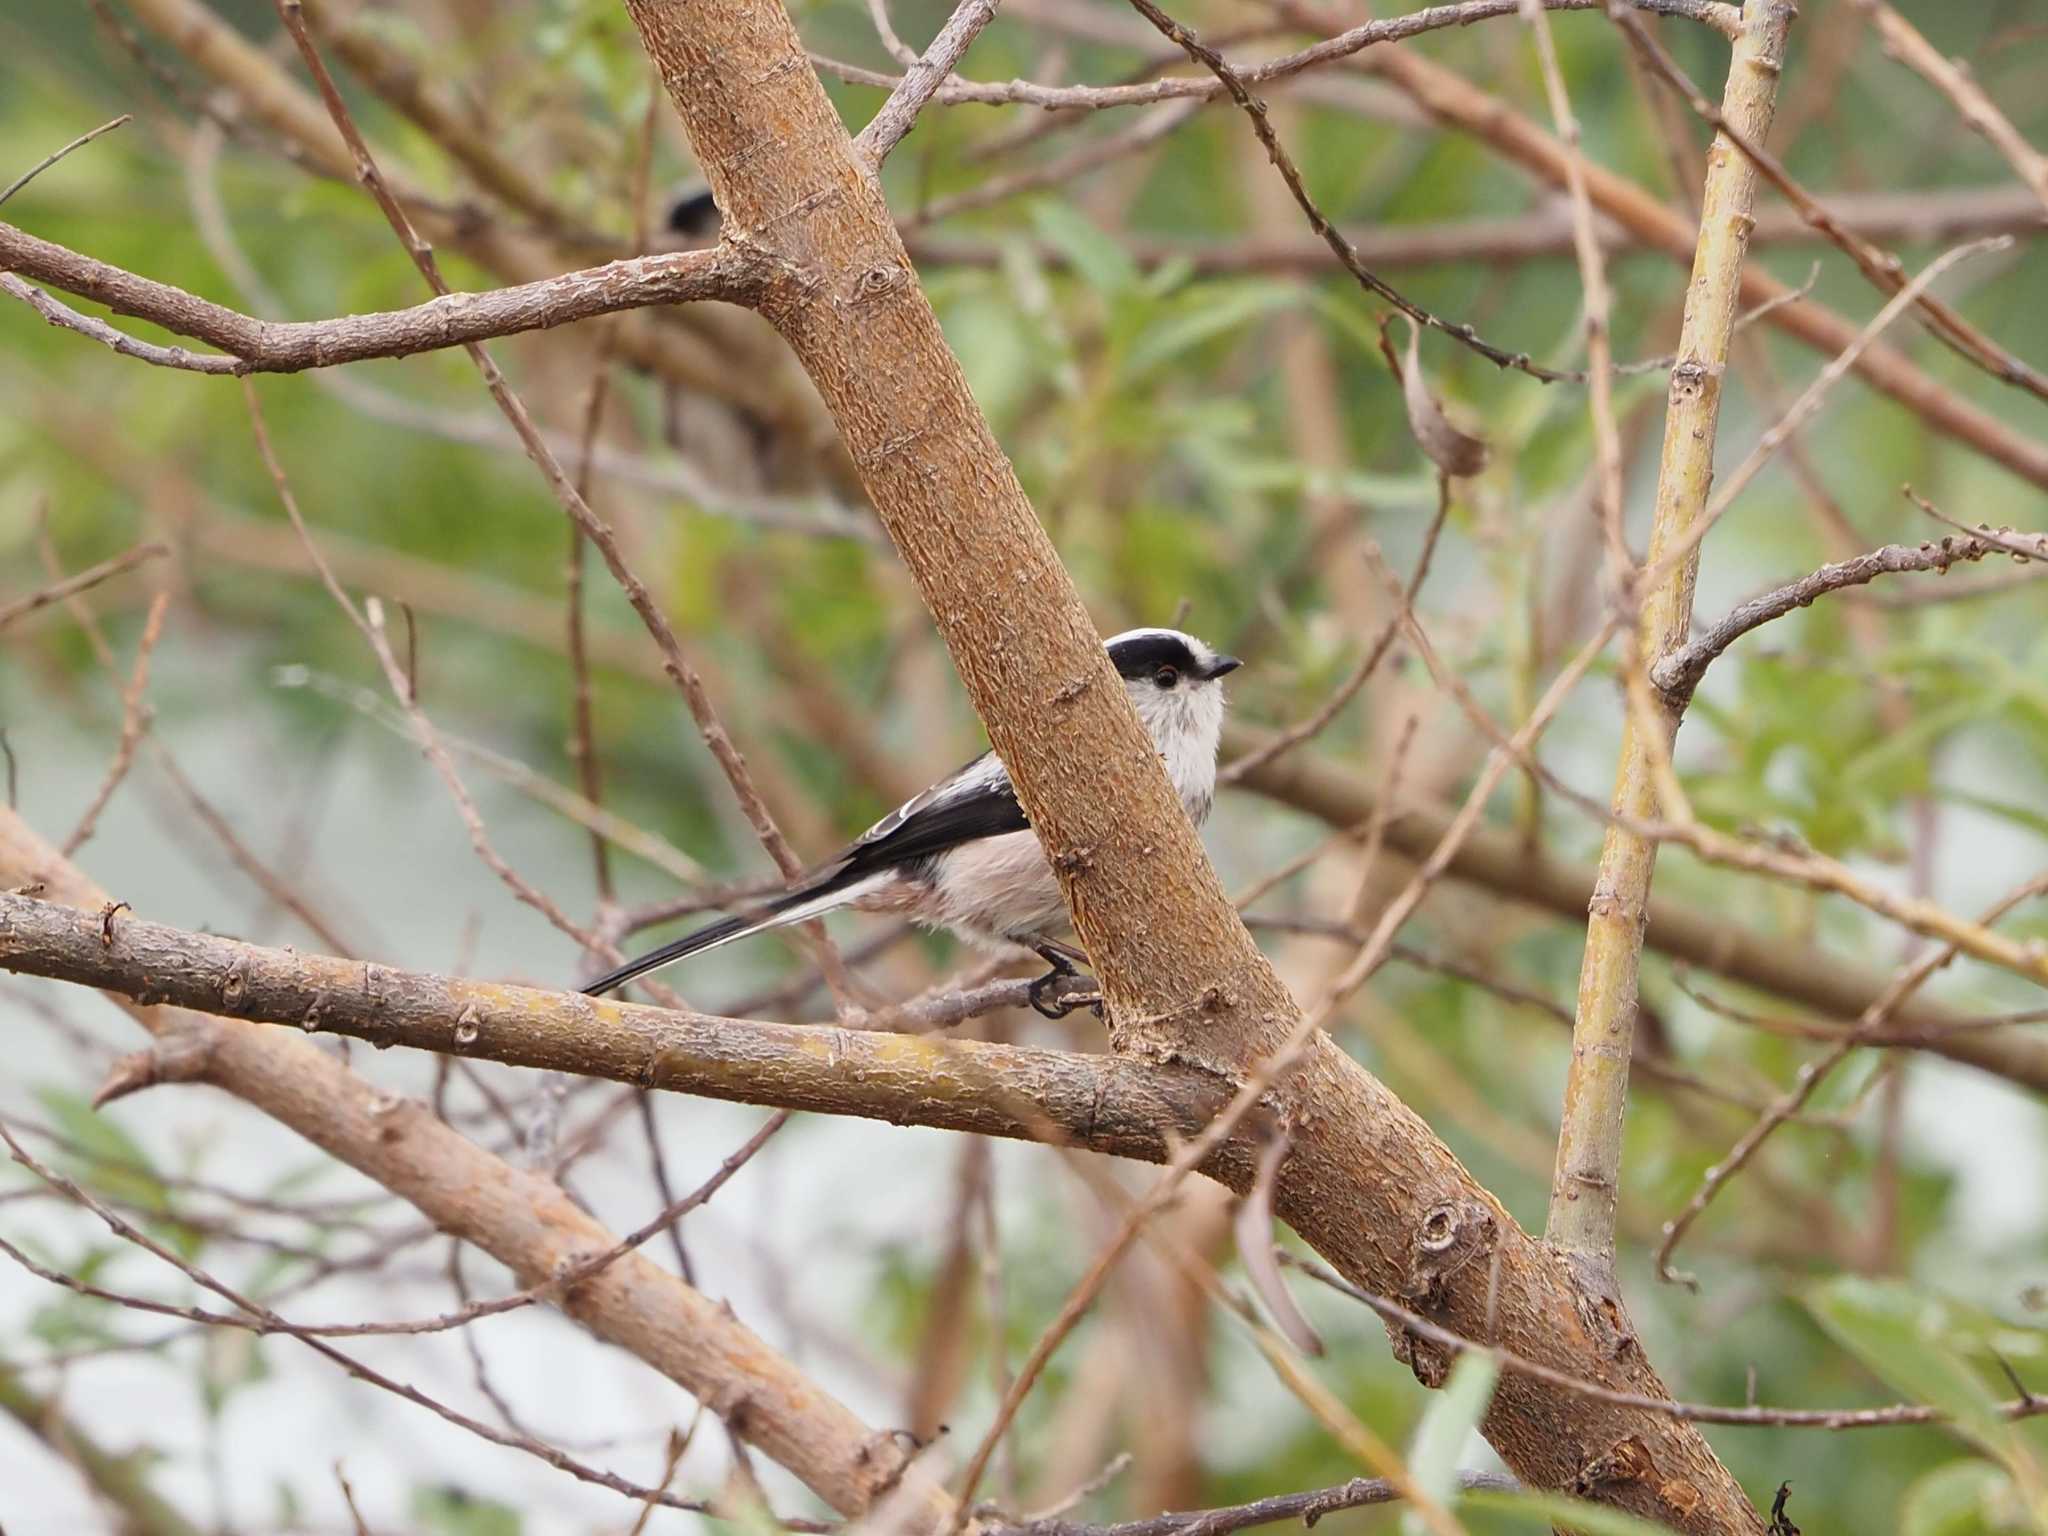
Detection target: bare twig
<box><xmin>1611</xmin><ymin>11</ymin><xmax>2048</xmax><ymax>402</ymax></box>
<box><xmin>1122</xmin><ymin>0</ymin><xmax>1587</xmax><ymax>384</ymax></box>
<box><xmin>243</xmin><ymin>380</ymin><xmax>607</xmax><ymax>956</ymax></box>
<box><xmin>856</xmin><ymin>0</ymin><xmax>1005</xmax><ymax>165</ymax></box>
<box><xmin>820</xmin><ymin>0</ymin><xmax>1739</xmax><ymax>112</ymax></box>
<box><xmin>909</xmin><ymin>183</ymin><xmax>2047</xmax><ymax>271</ymax></box>
<box><xmin>1220</xmin><ymin>483</ymin><xmax>1450</xmax><ymax>783</ymax></box>
<box><xmin>1854</xmin><ymin>0</ymin><xmax>2048</xmax><ymax>211</ymax></box>
<box><xmin>1651</xmin><ymin>535</ymin><xmax>2021</xmax><ymax>705</ymax></box>
<box><xmin>1518</xmin><ymin>0</ymin><xmax>1626</xmax><ymax>576</ymax></box>
<box><xmin>0</xmin><ymin>541</ymin><xmax>168</xmax><ymax>633</ymax></box>
<box><xmin>1286</xmin><ymin>1255</ymin><xmax>2048</xmax><ymax>1430</ymax></box>
<box><xmin>1655</xmin><ymin>871</ymin><xmax>2048</xmax><ymax>1286</ymax></box>
<box><xmin>0</xmin><ymin>115</ymin><xmax>132</xmax><ymax>209</ymax></box>
<box><xmin>995</xmin><ymin>1472</ymin><xmax>1519</xmax><ymax>1536</ymax></box>
<box><xmin>0</xmin><ymin>223</ymin><xmax>765</xmax><ymax>376</ymax></box>
<box><xmin>1647</xmin><ymin>236</ymin><xmax>2012</xmax><ymax>585</ymax></box>
<box><xmin>565</xmin><ymin>82</ymin><xmax>662</xmax><ymax>909</ymax></box>
<box><xmin>1344</xmin><ymin>15</ymin><xmax>2048</xmax><ymax>489</ymax></box>
<box><xmin>62</xmin><ymin>594</ymin><xmax>169</xmax><ymax>858</ymax></box>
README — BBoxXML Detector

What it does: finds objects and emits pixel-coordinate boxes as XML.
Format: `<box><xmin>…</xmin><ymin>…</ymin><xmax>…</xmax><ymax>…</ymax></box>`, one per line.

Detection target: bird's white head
<box><xmin>1103</xmin><ymin>627</ymin><xmax>1241</xmax><ymax>822</ymax></box>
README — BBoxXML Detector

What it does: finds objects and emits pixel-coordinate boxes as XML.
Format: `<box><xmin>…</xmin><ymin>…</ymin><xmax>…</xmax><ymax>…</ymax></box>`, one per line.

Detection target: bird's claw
<box><xmin>1027</xmin><ymin>969</ymin><xmax>1103</xmax><ymax>1020</ymax></box>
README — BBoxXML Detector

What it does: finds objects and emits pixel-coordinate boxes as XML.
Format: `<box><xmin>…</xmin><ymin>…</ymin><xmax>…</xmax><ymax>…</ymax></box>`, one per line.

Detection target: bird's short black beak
<box><xmin>1205</xmin><ymin>655</ymin><xmax>1243</xmax><ymax>679</ymax></box>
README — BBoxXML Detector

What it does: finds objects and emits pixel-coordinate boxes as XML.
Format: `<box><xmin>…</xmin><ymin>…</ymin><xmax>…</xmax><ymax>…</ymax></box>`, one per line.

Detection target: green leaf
<box><xmin>31</xmin><ymin>1085</ymin><xmax>210</xmax><ymax>1258</ymax></box>
<box><xmin>35</xmin><ymin>1086</ymin><xmax>169</xmax><ymax>1219</ymax></box>
<box><xmin>412</xmin><ymin>1486</ymin><xmax>523</xmax><ymax>1536</ymax></box>
<box><xmin>1404</xmin><ymin>1351</ymin><xmax>1499</xmax><ymax>1524</ymax></box>
<box><xmin>1126</xmin><ymin>282</ymin><xmax>1299</xmax><ymax>375</ymax></box>
<box><xmin>1900</xmin><ymin>1460</ymin><xmax>2026</xmax><ymax>1536</ymax></box>
<box><xmin>1806</xmin><ymin>1278</ymin><xmax>2012</xmax><ymax>1455</ymax></box>
<box><xmin>1938</xmin><ymin>789</ymin><xmax>2048</xmax><ymax>843</ymax></box>
<box><xmin>1457</xmin><ymin>1487</ymin><xmax>1685</xmax><ymax>1535</ymax></box>
<box><xmin>1028</xmin><ymin>202</ymin><xmax>1138</xmax><ymax>297</ymax></box>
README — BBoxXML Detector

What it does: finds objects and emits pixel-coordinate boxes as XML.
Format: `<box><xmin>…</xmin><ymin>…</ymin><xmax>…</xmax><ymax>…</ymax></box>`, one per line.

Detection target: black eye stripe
<box><xmin>1107</xmin><ymin>633</ymin><xmax>1199</xmax><ymax>681</ymax></box>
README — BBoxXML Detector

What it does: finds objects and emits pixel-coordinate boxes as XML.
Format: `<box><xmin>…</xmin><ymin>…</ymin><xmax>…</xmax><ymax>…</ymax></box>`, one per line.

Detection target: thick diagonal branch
<box><xmin>614</xmin><ymin>0</ymin><xmax>1764</xmax><ymax>1523</ymax></box>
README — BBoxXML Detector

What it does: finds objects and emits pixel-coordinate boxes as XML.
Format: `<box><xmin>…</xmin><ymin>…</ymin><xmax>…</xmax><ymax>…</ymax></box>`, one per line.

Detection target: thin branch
<box><xmin>908</xmin><ymin>183</ymin><xmax>2048</xmax><ymax>270</ymax></box>
<box><xmin>1225</xmin><ymin>720</ymin><xmax>2048</xmax><ymax>1092</ymax></box>
<box><xmin>0</xmin><ymin>541</ymin><xmax>168</xmax><ymax>634</ymax></box>
<box><xmin>565</xmin><ymin>82</ymin><xmax>662</xmax><ymax>909</ymax></box>
<box><xmin>996</xmin><ymin>1473</ymin><xmax>1519</xmax><ymax>1536</ymax></box>
<box><xmin>243</xmin><ymin>380</ymin><xmax>610</xmax><ymax>959</ymax></box>
<box><xmin>62</xmin><ymin>593</ymin><xmax>169</xmax><ymax>858</ymax></box>
<box><xmin>818</xmin><ymin>0</ymin><xmax>1739</xmax><ymax>112</ymax></box>
<box><xmin>1521</xmin><ymin>0</ymin><xmax>1627</xmax><ymax>576</ymax></box>
<box><xmin>0</xmin><ymin>115</ymin><xmax>132</xmax><ymax>209</ymax></box>
<box><xmin>0</xmin><ymin>1119</ymin><xmax>748</xmax><ymax>1524</ymax></box>
<box><xmin>1650</xmin><ymin>534</ymin><xmax>2021</xmax><ymax>705</ymax></box>
<box><xmin>1220</xmin><ymin>483</ymin><xmax>1450</xmax><ymax>783</ymax></box>
<box><xmin>913</xmin><ymin>100</ymin><xmax>1200</xmax><ymax>224</ymax></box>
<box><xmin>1285</xmin><ymin>1254</ymin><xmax>2048</xmax><ymax>1430</ymax></box>
<box><xmin>0</xmin><ymin>222</ymin><xmax>766</xmax><ymax>376</ymax></box>
<box><xmin>103</xmin><ymin>0</ymin><xmax>834</xmax><ymax>443</ymax></box>
<box><xmin>856</xmin><ymin>0</ymin><xmax>1005</xmax><ymax>165</ymax></box>
<box><xmin>1341</xmin><ymin>11</ymin><xmax>2048</xmax><ymax>490</ymax></box>
<box><xmin>1611</xmin><ymin>11</ymin><xmax>2048</xmax><ymax>402</ymax></box>
<box><xmin>1655</xmin><ymin>871</ymin><xmax>2048</xmax><ymax>1287</ymax></box>
<box><xmin>1122</xmin><ymin>0</ymin><xmax>1584</xmax><ymax>384</ymax></box>
<box><xmin>1654</xmin><ymin>236</ymin><xmax>2011</xmax><ymax>584</ymax></box>
<box><xmin>1854</xmin><ymin>0</ymin><xmax>2048</xmax><ymax>212</ymax></box>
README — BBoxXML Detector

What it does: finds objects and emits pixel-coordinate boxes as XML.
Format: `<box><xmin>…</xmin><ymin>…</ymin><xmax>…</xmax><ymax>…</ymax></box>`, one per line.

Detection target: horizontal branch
<box><xmin>5</xmin><ymin>895</ymin><xmax>2030</xmax><ymax>1448</ymax></box>
<box><xmin>908</xmin><ymin>184</ymin><xmax>2048</xmax><ymax>272</ymax></box>
<box><xmin>817</xmin><ymin>0</ymin><xmax>1737</xmax><ymax>112</ymax></box>
<box><xmin>1</xmin><ymin>222</ymin><xmax>770</xmax><ymax>374</ymax></box>
<box><xmin>999</xmin><ymin>1472</ymin><xmax>1521</xmax><ymax>1536</ymax></box>
<box><xmin>1650</xmin><ymin>533</ymin><xmax>2023</xmax><ymax>706</ymax></box>
<box><xmin>0</xmin><ymin>894</ymin><xmax>1228</xmax><ymax>1162</ymax></box>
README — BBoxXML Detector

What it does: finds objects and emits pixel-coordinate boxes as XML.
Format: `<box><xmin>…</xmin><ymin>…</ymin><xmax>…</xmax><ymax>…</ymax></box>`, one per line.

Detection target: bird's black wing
<box><xmin>582</xmin><ymin>753</ymin><xmax>1029</xmax><ymax>999</ymax></box>
<box><xmin>830</xmin><ymin>751</ymin><xmax>1030</xmax><ymax>880</ymax></box>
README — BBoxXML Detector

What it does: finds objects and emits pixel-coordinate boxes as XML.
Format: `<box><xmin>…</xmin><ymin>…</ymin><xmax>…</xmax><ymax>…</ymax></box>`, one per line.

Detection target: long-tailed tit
<box><xmin>582</xmin><ymin>628</ymin><xmax>1241</xmax><ymax>1013</ymax></box>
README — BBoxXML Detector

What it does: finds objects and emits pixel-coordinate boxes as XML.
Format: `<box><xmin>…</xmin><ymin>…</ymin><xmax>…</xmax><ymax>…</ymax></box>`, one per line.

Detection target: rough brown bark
<box><xmin>0</xmin><ymin>813</ymin><xmax>945</xmax><ymax>1527</ymax></box>
<box><xmin>614</xmin><ymin>0</ymin><xmax>1766</xmax><ymax>1523</ymax></box>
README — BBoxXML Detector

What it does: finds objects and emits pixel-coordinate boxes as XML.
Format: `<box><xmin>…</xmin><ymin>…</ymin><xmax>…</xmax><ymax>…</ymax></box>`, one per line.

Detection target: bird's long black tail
<box><xmin>580</xmin><ymin>873</ymin><xmax>858</xmax><ymax>997</ymax></box>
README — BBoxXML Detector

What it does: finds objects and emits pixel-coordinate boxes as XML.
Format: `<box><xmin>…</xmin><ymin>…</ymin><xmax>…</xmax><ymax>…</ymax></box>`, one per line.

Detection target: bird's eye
<box><xmin>1154</xmin><ymin>666</ymin><xmax>1180</xmax><ymax>689</ymax></box>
